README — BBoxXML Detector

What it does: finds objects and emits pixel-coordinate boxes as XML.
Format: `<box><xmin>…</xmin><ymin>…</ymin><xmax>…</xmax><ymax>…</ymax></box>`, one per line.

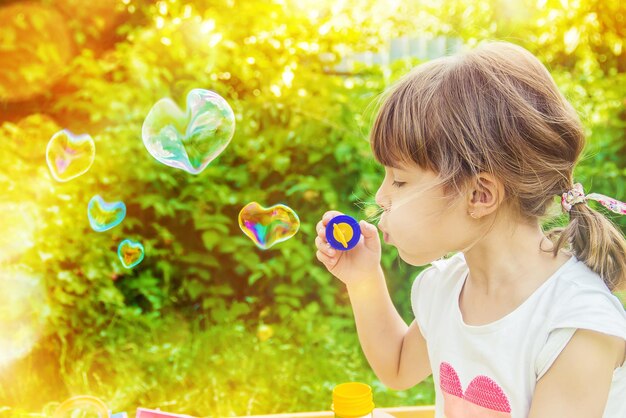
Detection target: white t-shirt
<box><xmin>411</xmin><ymin>252</ymin><xmax>626</xmax><ymax>418</ymax></box>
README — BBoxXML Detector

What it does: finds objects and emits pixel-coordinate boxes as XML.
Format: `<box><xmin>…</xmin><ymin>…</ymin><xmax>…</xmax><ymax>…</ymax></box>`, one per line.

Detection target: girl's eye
<box><xmin>392</xmin><ymin>181</ymin><xmax>406</xmax><ymax>188</ymax></box>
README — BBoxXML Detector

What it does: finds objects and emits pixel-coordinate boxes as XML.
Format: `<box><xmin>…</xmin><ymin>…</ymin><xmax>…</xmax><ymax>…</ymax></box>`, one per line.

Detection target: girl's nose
<box><xmin>375</xmin><ymin>189</ymin><xmax>390</xmax><ymax>211</ymax></box>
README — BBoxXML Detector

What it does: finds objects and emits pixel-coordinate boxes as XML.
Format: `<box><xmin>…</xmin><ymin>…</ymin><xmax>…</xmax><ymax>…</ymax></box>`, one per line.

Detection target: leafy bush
<box><xmin>1</xmin><ymin>0</ymin><xmax>625</xmax><ymax>414</ymax></box>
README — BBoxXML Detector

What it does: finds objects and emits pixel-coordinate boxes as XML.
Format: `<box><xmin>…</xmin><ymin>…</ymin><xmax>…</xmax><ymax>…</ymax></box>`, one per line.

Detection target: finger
<box><xmin>316</xmin><ymin>220</ymin><xmax>325</xmax><ymax>235</ymax></box>
<box><xmin>359</xmin><ymin>220</ymin><xmax>381</xmax><ymax>251</ymax></box>
<box><xmin>317</xmin><ymin>225</ymin><xmax>328</xmax><ymax>240</ymax></box>
<box><xmin>360</xmin><ymin>220</ymin><xmax>379</xmax><ymax>239</ymax></box>
<box><xmin>315</xmin><ymin>236</ymin><xmax>336</xmax><ymax>257</ymax></box>
<box><xmin>322</xmin><ymin>210</ymin><xmax>343</xmax><ymax>225</ymax></box>
<box><xmin>316</xmin><ymin>250</ymin><xmax>337</xmax><ymax>268</ymax></box>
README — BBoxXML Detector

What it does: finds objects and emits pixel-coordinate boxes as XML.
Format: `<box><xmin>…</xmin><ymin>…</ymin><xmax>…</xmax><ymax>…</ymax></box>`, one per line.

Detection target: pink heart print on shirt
<box><xmin>440</xmin><ymin>362</ymin><xmax>512</xmax><ymax>418</ymax></box>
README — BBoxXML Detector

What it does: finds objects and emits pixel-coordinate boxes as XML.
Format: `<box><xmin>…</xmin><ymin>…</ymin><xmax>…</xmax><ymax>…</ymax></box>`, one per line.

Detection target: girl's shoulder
<box><xmin>548</xmin><ymin>256</ymin><xmax>623</xmax><ymax>303</ymax></box>
<box><xmin>411</xmin><ymin>253</ymin><xmax>468</xmax><ymax>339</ymax></box>
<box><xmin>542</xmin><ymin>256</ymin><xmax>626</xmax><ymax>338</ymax></box>
<box><xmin>412</xmin><ymin>252</ymin><xmax>467</xmax><ymax>295</ymax></box>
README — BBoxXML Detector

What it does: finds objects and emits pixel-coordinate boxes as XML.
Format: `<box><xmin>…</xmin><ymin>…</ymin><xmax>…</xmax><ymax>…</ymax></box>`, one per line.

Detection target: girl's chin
<box><xmin>396</xmin><ymin>248</ymin><xmax>417</xmax><ymax>265</ymax></box>
<box><xmin>397</xmin><ymin>248</ymin><xmax>436</xmax><ymax>267</ymax></box>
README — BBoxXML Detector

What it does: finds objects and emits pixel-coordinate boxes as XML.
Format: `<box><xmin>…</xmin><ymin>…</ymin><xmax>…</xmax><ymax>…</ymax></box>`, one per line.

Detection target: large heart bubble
<box><xmin>46</xmin><ymin>129</ymin><xmax>96</xmax><ymax>182</ymax></box>
<box><xmin>238</xmin><ymin>202</ymin><xmax>300</xmax><ymax>250</ymax></box>
<box><xmin>142</xmin><ymin>89</ymin><xmax>235</xmax><ymax>174</ymax></box>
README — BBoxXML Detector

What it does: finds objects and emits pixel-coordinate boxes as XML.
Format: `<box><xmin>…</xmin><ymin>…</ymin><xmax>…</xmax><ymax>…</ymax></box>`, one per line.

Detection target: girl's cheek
<box><xmin>386</xmin><ymin>208</ymin><xmax>402</xmax><ymax>233</ymax></box>
<box><xmin>389</xmin><ymin>206</ymin><xmax>421</xmax><ymax>235</ymax></box>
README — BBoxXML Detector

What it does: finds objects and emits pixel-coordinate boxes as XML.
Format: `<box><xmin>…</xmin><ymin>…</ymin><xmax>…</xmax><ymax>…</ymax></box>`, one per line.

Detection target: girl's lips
<box><xmin>383</xmin><ymin>232</ymin><xmax>390</xmax><ymax>243</ymax></box>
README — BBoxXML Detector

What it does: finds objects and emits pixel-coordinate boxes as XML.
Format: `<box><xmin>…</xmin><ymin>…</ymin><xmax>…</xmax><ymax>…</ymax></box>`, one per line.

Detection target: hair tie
<box><xmin>561</xmin><ymin>183</ymin><xmax>626</xmax><ymax>215</ymax></box>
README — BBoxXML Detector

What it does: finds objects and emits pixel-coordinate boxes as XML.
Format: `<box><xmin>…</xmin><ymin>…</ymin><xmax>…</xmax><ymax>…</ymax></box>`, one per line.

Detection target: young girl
<box><xmin>315</xmin><ymin>41</ymin><xmax>626</xmax><ymax>418</ymax></box>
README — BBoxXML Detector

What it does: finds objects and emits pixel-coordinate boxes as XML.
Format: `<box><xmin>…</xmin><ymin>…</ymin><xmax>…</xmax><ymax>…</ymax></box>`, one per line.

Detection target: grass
<box><xmin>0</xmin><ymin>304</ymin><xmax>435</xmax><ymax>417</ymax></box>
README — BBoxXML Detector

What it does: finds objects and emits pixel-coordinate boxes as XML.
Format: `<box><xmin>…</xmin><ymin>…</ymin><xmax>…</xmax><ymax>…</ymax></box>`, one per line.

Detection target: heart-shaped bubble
<box><xmin>46</xmin><ymin>129</ymin><xmax>96</xmax><ymax>182</ymax></box>
<box><xmin>52</xmin><ymin>396</ymin><xmax>109</xmax><ymax>418</ymax></box>
<box><xmin>142</xmin><ymin>89</ymin><xmax>235</xmax><ymax>174</ymax></box>
<box><xmin>238</xmin><ymin>202</ymin><xmax>300</xmax><ymax>250</ymax></box>
<box><xmin>117</xmin><ymin>239</ymin><xmax>145</xmax><ymax>269</ymax></box>
<box><xmin>87</xmin><ymin>195</ymin><xmax>126</xmax><ymax>232</ymax></box>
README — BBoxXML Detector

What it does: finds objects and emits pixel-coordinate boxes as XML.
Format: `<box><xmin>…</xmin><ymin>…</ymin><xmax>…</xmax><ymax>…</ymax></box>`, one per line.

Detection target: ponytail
<box><xmin>545</xmin><ymin>183</ymin><xmax>626</xmax><ymax>292</ymax></box>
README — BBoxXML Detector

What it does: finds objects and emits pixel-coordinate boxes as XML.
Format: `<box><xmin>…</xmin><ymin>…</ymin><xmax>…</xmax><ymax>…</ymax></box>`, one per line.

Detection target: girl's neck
<box><xmin>463</xmin><ymin>219</ymin><xmax>570</xmax><ymax>296</ymax></box>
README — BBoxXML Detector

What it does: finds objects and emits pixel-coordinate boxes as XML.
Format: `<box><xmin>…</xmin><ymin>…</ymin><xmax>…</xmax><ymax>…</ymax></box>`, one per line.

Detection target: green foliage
<box><xmin>1</xmin><ymin>0</ymin><xmax>625</xmax><ymax>415</ymax></box>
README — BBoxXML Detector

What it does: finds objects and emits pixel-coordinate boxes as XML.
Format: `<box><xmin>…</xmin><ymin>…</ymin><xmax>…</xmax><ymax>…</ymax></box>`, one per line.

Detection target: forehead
<box><xmin>385</xmin><ymin>164</ymin><xmax>429</xmax><ymax>176</ymax></box>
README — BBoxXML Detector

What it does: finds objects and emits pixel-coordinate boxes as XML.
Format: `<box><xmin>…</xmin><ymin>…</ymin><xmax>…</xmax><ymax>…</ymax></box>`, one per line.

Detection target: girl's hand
<box><xmin>314</xmin><ymin>210</ymin><xmax>382</xmax><ymax>287</ymax></box>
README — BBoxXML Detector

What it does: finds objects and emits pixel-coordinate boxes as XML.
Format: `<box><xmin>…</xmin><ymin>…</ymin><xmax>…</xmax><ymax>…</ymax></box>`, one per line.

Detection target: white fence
<box><xmin>332</xmin><ymin>36</ymin><xmax>464</xmax><ymax>73</ymax></box>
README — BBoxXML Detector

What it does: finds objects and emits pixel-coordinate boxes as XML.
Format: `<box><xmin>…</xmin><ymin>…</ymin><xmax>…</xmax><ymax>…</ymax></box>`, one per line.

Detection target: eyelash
<box><xmin>392</xmin><ymin>181</ymin><xmax>406</xmax><ymax>188</ymax></box>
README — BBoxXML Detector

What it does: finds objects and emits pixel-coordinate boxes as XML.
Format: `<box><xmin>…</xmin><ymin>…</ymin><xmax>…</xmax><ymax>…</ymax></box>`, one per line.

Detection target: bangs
<box><xmin>369</xmin><ymin>60</ymin><xmax>449</xmax><ymax>172</ymax></box>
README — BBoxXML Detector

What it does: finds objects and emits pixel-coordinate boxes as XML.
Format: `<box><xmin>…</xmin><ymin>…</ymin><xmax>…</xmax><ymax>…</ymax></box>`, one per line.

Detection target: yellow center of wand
<box><xmin>333</xmin><ymin>223</ymin><xmax>354</xmax><ymax>249</ymax></box>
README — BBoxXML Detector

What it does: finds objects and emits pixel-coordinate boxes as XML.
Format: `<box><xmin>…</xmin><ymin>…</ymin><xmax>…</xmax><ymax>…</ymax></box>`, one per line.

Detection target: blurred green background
<box><xmin>0</xmin><ymin>0</ymin><xmax>625</xmax><ymax>416</ymax></box>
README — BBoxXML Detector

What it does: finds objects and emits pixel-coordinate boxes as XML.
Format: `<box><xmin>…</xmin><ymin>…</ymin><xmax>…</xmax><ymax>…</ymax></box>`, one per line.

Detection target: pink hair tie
<box><xmin>561</xmin><ymin>183</ymin><xmax>626</xmax><ymax>215</ymax></box>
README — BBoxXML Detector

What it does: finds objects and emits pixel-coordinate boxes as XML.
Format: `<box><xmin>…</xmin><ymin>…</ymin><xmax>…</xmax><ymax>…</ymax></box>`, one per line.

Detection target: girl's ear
<box><xmin>467</xmin><ymin>173</ymin><xmax>505</xmax><ymax>217</ymax></box>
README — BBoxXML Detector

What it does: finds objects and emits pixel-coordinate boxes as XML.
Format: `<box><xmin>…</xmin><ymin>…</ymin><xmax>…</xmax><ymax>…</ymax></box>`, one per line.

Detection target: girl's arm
<box><xmin>315</xmin><ymin>211</ymin><xmax>431</xmax><ymax>389</ymax></box>
<box><xmin>346</xmin><ymin>267</ymin><xmax>432</xmax><ymax>390</ymax></box>
<box><xmin>528</xmin><ymin>329</ymin><xmax>625</xmax><ymax>418</ymax></box>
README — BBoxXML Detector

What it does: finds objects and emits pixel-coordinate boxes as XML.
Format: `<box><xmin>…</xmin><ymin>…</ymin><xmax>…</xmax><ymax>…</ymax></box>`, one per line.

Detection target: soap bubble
<box><xmin>87</xmin><ymin>195</ymin><xmax>126</xmax><ymax>232</ymax></box>
<box><xmin>46</xmin><ymin>129</ymin><xmax>95</xmax><ymax>182</ymax></box>
<box><xmin>118</xmin><ymin>239</ymin><xmax>145</xmax><ymax>269</ymax></box>
<box><xmin>142</xmin><ymin>89</ymin><xmax>235</xmax><ymax>174</ymax></box>
<box><xmin>53</xmin><ymin>396</ymin><xmax>109</xmax><ymax>418</ymax></box>
<box><xmin>0</xmin><ymin>266</ymin><xmax>48</xmax><ymax>367</ymax></box>
<box><xmin>238</xmin><ymin>202</ymin><xmax>300</xmax><ymax>250</ymax></box>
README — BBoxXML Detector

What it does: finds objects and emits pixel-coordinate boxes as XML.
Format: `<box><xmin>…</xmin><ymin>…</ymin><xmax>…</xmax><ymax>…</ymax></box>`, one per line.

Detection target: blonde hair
<box><xmin>370</xmin><ymin>41</ymin><xmax>626</xmax><ymax>291</ymax></box>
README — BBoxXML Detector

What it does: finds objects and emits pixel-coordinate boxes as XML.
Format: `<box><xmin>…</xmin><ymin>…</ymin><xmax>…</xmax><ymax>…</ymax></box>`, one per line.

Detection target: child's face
<box><xmin>375</xmin><ymin>164</ymin><xmax>473</xmax><ymax>266</ymax></box>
